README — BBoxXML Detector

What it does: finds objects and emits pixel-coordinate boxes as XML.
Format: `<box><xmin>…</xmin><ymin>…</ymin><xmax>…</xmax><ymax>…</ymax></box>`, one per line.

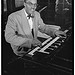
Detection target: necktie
<box><xmin>32</xmin><ymin>28</ymin><xmax>34</xmax><ymax>38</ymax></box>
<box><xmin>27</xmin><ymin>14</ymin><xmax>34</xmax><ymax>19</ymax></box>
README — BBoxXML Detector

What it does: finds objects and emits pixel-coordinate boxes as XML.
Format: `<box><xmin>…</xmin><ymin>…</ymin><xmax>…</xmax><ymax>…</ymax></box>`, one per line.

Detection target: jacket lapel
<box><xmin>21</xmin><ymin>9</ymin><xmax>33</xmax><ymax>39</ymax></box>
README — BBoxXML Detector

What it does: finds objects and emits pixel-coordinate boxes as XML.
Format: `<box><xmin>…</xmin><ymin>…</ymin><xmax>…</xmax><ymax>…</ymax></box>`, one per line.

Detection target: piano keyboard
<box><xmin>27</xmin><ymin>30</ymin><xmax>69</xmax><ymax>56</ymax></box>
<box><xmin>28</xmin><ymin>37</ymin><xmax>52</xmax><ymax>55</ymax></box>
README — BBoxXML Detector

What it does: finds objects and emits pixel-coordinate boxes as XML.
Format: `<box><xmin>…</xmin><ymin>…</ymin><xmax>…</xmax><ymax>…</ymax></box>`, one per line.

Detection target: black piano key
<box><xmin>47</xmin><ymin>48</ymin><xmax>54</xmax><ymax>51</ymax></box>
<box><xmin>48</xmin><ymin>44</ymin><xmax>58</xmax><ymax>49</ymax></box>
<box><xmin>52</xmin><ymin>41</ymin><xmax>62</xmax><ymax>46</ymax></box>
<box><xmin>45</xmin><ymin>45</ymin><xmax>58</xmax><ymax>52</ymax></box>
<box><xmin>54</xmin><ymin>42</ymin><xmax>61</xmax><ymax>46</ymax></box>
<box><xmin>45</xmin><ymin>48</ymin><xmax>54</xmax><ymax>53</ymax></box>
<box><xmin>55</xmin><ymin>41</ymin><xmax>62</xmax><ymax>43</ymax></box>
<box><xmin>56</xmin><ymin>39</ymin><xmax>65</xmax><ymax>43</ymax></box>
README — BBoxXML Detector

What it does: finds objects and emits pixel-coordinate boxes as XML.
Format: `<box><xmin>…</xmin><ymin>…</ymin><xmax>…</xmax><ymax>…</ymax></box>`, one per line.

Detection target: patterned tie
<box><xmin>27</xmin><ymin>14</ymin><xmax>34</xmax><ymax>19</ymax></box>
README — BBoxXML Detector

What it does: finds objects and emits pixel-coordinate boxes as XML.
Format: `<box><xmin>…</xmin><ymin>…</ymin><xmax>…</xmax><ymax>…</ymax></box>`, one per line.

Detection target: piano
<box><xmin>4</xmin><ymin>27</ymin><xmax>72</xmax><ymax>75</ymax></box>
<box><xmin>20</xmin><ymin>27</ymin><xmax>73</xmax><ymax>75</ymax></box>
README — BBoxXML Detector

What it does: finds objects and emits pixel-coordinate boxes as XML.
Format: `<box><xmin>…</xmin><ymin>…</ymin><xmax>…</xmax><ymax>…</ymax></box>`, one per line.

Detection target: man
<box><xmin>5</xmin><ymin>0</ymin><xmax>66</xmax><ymax>56</ymax></box>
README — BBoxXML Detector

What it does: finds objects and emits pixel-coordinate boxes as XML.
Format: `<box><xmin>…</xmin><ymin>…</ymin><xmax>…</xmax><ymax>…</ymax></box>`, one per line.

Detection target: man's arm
<box><xmin>37</xmin><ymin>13</ymin><xmax>59</xmax><ymax>37</ymax></box>
<box><xmin>37</xmin><ymin>12</ymin><xmax>66</xmax><ymax>37</ymax></box>
<box><xmin>5</xmin><ymin>14</ymin><xmax>32</xmax><ymax>47</ymax></box>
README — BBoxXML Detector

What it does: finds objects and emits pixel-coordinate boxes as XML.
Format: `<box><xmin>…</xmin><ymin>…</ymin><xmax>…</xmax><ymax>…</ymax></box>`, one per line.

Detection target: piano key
<box><xmin>45</xmin><ymin>48</ymin><xmax>54</xmax><ymax>53</ymax></box>
<box><xmin>60</xmin><ymin>36</ymin><xmax>66</xmax><ymax>39</ymax></box>
<box><xmin>54</xmin><ymin>43</ymin><xmax>61</xmax><ymax>46</ymax></box>
<box><xmin>47</xmin><ymin>48</ymin><xmax>54</xmax><ymax>51</ymax></box>
<box><xmin>56</xmin><ymin>39</ymin><xmax>64</xmax><ymax>43</ymax></box>
<box><xmin>38</xmin><ymin>51</ymin><xmax>50</xmax><ymax>54</ymax></box>
<box><xmin>28</xmin><ymin>47</ymin><xmax>40</xmax><ymax>55</ymax></box>
<box><xmin>50</xmin><ymin>45</ymin><xmax>58</xmax><ymax>48</ymax></box>
<box><xmin>42</xmin><ymin>37</ymin><xmax>52</xmax><ymax>45</ymax></box>
<box><xmin>55</xmin><ymin>41</ymin><xmax>62</xmax><ymax>43</ymax></box>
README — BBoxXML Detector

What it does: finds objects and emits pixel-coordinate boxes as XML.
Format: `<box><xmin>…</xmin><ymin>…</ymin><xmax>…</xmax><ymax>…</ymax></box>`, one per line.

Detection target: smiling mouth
<box><xmin>31</xmin><ymin>9</ymin><xmax>34</xmax><ymax>11</ymax></box>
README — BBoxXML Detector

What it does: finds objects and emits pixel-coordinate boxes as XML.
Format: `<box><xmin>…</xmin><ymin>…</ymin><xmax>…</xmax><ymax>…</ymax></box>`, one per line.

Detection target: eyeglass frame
<box><xmin>26</xmin><ymin>1</ymin><xmax>38</xmax><ymax>8</ymax></box>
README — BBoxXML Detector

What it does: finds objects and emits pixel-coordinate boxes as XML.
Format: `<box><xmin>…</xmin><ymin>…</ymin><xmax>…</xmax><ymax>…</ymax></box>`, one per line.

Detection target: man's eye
<box><xmin>29</xmin><ymin>3</ymin><xmax>33</xmax><ymax>5</ymax></box>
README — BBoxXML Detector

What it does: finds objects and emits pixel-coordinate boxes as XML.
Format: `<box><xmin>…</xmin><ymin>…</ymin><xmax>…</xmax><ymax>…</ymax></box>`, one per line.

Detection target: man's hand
<box><xmin>32</xmin><ymin>38</ymin><xmax>42</xmax><ymax>47</ymax></box>
<box><xmin>55</xmin><ymin>30</ymin><xmax>66</xmax><ymax>38</ymax></box>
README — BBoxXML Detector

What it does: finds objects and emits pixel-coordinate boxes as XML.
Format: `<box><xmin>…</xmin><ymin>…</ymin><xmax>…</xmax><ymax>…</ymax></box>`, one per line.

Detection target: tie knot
<box><xmin>27</xmin><ymin>14</ymin><xmax>34</xmax><ymax>19</ymax></box>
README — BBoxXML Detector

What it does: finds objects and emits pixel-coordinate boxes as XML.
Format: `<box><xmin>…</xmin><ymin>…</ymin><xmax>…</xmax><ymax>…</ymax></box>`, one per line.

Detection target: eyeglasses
<box><xmin>26</xmin><ymin>2</ymin><xmax>38</xmax><ymax>7</ymax></box>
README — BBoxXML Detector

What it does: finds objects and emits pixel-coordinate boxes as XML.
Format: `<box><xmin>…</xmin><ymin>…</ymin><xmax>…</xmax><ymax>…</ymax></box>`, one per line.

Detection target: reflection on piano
<box><xmin>21</xmin><ymin>27</ymin><xmax>72</xmax><ymax>75</ymax></box>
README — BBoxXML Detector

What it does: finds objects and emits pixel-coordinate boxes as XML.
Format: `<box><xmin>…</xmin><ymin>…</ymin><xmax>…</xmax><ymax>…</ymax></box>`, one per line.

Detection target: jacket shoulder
<box><xmin>8</xmin><ymin>9</ymin><xmax>23</xmax><ymax>18</ymax></box>
<box><xmin>35</xmin><ymin>11</ymin><xmax>40</xmax><ymax>17</ymax></box>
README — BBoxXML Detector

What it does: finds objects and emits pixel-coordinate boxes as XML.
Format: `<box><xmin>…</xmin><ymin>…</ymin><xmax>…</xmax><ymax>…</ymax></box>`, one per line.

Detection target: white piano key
<box><xmin>28</xmin><ymin>47</ymin><xmax>40</xmax><ymax>55</ymax></box>
<box><xmin>42</xmin><ymin>37</ymin><xmax>52</xmax><ymax>45</ymax></box>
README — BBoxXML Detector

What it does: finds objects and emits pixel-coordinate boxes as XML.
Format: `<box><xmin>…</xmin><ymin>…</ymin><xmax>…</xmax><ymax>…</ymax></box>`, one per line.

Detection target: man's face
<box><xmin>24</xmin><ymin>0</ymin><xmax>37</xmax><ymax>15</ymax></box>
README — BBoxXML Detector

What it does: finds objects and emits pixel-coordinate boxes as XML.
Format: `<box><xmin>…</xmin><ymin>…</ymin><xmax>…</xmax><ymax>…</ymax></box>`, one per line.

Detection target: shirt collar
<box><xmin>24</xmin><ymin>9</ymin><xmax>28</xmax><ymax>18</ymax></box>
<box><xmin>24</xmin><ymin>8</ymin><xmax>34</xmax><ymax>19</ymax></box>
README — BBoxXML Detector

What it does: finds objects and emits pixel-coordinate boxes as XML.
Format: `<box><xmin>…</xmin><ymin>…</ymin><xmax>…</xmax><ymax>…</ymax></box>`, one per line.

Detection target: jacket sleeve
<box><xmin>38</xmin><ymin>13</ymin><xmax>59</xmax><ymax>37</ymax></box>
<box><xmin>5</xmin><ymin>14</ymin><xmax>32</xmax><ymax>47</ymax></box>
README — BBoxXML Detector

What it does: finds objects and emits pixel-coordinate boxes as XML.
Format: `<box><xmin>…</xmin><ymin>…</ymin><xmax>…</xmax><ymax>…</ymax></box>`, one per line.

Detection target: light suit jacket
<box><xmin>5</xmin><ymin>8</ymin><xmax>60</xmax><ymax>56</ymax></box>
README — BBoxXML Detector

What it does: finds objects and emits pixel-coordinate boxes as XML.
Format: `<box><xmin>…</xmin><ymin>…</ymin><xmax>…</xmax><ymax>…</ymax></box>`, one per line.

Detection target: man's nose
<box><xmin>31</xmin><ymin>6</ymin><xmax>35</xmax><ymax>9</ymax></box>
<box><xmin>31</xmin><ymin>5</ymin><xmax>36</xmax><ymax>9</ymax></box>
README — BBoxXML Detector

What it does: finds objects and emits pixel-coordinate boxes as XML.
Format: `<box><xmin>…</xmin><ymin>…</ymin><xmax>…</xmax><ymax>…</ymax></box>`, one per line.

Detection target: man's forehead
<box><xmin>26</xmin><ymin>0</ymin><xmax>37</xmax><ymax>4</ymax></box>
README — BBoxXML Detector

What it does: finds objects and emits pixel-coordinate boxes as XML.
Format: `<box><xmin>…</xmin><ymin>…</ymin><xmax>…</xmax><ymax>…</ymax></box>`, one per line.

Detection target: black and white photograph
<box><xmin>2</xmin><ymin>0</ymin><xmax>73</xmax><ymax>75</ymax></box>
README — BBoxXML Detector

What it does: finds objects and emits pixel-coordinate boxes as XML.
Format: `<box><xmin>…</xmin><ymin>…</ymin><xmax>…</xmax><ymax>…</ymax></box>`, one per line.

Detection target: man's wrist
<box><xmin>53</xmin><ymin>30</ymin><xmax>59</xmax><ymax>37</ymax></box>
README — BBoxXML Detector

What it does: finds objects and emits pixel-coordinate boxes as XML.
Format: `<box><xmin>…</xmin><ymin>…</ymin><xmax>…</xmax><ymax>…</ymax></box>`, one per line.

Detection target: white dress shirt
<box><xmin>24</xmin><ymin>9</ymin><xmax>33</xmax><ymax>30</ymax></box>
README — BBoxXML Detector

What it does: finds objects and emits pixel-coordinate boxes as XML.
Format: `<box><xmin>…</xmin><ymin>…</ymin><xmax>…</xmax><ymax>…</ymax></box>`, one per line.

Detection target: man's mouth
<box><xmin>31</xmin><ymin>9</ymin><xmax>35</xmax><ymax>12</ymax></box>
